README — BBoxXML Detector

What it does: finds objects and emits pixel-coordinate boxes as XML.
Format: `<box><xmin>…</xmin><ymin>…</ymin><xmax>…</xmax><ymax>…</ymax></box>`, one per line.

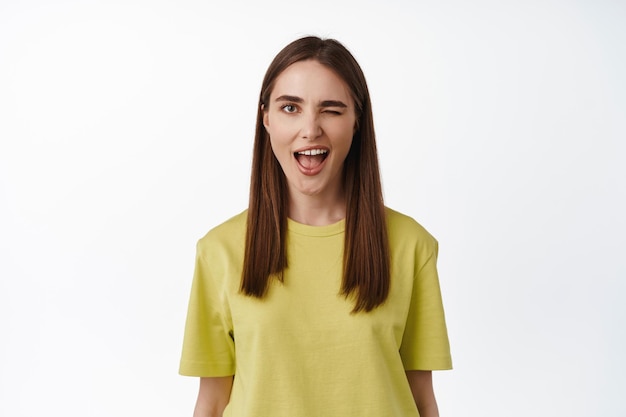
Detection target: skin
<box><xmin>263</xmin><ymin>59</ymin><xmax>356</xmax><ymax>226</ymax></box>
<box><xmin>192</xmin><ymin>60</ymin><xmax>440</xmax><ymax>416</ymax></box>
<box><xmin>193</xmin><ymin>376</ymin><xmax>232</xmax><ymax>417</ymax></box>
<box><xmin>406</xmin><ymin>370</ymin><xmax>440</xmax><ymax>417</ymax></box>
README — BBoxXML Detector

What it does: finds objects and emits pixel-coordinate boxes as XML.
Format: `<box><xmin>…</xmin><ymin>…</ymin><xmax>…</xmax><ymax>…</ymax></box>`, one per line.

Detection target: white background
<box><xmin>1</xmin><ymin>0</ymin><xmax>624</xmax><ymax>415</ymax></box>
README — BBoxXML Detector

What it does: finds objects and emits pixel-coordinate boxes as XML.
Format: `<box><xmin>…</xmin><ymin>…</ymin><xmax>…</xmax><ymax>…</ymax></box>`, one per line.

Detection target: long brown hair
<box><xmin>242</xmin><ymin>36</ymin><xmax>389</xmax><ymax>312</ymax></box>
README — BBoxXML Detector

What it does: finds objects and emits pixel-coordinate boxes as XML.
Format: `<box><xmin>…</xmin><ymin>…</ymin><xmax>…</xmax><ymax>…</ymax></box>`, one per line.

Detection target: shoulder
<box><xmin>196</xmin><ymin>210</ymin><xmax>248</xmax><ymax>258</ymax></box>
<box><xmin>385</xmin><ymin>207</ymin><xmax>438</xmax><ymax>253</ymax></box>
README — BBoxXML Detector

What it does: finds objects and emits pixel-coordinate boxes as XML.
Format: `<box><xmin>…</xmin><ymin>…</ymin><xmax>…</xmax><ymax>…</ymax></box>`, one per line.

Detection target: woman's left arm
<box><xmin>406</xmin><ymin>370</ymin><xmax>440</xmax><ymax>417</ymax></box>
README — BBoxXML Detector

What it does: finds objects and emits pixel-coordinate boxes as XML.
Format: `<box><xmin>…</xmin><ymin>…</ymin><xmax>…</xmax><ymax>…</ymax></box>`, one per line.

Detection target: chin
<box><xmin>292</xmin><ymin>181</ymin><xmax>327</xmax><ymax>197</ymax></box>
<box><xmin>298</xmin><ymin>187</ymin><xmax>324</xmax><ymax>196</ymax></box>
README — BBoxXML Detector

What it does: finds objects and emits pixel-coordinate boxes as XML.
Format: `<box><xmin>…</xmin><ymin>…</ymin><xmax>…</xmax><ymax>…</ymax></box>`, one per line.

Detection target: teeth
<box><xmin>297</xmin><ymin>149</ymin><xmax>328</xmax><ymax>156</ymax></box>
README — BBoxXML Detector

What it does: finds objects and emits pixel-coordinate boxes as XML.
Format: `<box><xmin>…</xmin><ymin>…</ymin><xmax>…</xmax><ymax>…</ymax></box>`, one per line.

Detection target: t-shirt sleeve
<box><xmin>399</xmin><ymin>241</ymin><xmax>453</xmax><ymax>370</ymax></box>
<box><xmin>179</xmin><ymin>240</ymin><xmax>235</xmax><ymax>377</ymax></box>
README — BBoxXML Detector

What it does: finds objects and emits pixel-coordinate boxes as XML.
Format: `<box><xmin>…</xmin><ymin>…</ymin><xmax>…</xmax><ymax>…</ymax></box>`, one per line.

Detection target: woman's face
<box><xmin>263</xmin><ymin>59</ymin><xmax>356</xmax><ymax>202</ymax></box>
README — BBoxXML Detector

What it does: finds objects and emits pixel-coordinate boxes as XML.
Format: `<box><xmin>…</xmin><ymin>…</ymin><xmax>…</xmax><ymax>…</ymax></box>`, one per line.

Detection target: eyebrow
<box><xmin>320</xmin><ymin>100</ymin><xmax>348</xmax><ymax>108</ymax></box>
<box><xmin>274</xmin><ymin>95</ymin><xmax>348</xmax><ymax>108</ymax></box>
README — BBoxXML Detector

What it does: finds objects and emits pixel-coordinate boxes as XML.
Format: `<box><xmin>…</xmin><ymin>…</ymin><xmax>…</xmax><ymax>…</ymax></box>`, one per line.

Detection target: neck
<box><xmin>287</xmin><ymin>188</ymin><xmax>346</xmax><ymax>226</ymax></box>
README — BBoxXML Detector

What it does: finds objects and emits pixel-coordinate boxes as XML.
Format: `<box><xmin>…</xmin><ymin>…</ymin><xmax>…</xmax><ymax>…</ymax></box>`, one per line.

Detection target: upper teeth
<box><xmin>297</xmin><ymin>149</ymin><xmax>328</xmax><ymax>156</ymax></box>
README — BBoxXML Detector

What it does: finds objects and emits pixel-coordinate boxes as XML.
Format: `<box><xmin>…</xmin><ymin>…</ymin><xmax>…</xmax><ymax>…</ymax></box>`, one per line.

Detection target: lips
<box><xmin>294</xmin><ymin>147</ymin><xmax>329</xmax><ymax>175</ymax></box>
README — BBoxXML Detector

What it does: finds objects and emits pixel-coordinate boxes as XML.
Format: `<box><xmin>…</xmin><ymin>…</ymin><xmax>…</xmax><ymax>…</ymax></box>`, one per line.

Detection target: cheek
<box><xmin>268</xmin><ymin>135</ymin><xmax>293</xmax><ymax>165</ymax></box>
<box><xmin>328</xmin><ymin>121</ymin><xmax>356</xmax><ymax>145</ymax></box>
<box><xmin>268</xmin><ymin>128</ymin><xmax>289</xmax><ymax>149</ymax></box>
<box><xmin>267</xmin><ymin>116</ymin><xmax>295</xmax><ymax>142</ymax></box>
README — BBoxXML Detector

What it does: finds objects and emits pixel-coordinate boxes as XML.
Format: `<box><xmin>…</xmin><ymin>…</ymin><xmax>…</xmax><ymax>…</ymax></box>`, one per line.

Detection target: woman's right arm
<box><xmin>192</xmin><ymin>376</ymin><xmax>234</xmax><ymax>417</ymax></box>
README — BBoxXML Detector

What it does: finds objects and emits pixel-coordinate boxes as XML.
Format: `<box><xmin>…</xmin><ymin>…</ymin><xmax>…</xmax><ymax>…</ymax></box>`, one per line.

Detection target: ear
<box><xmin>262</xmin><ymin>104</ymin><xmax>270</xmax><ymax>130</ymax></box>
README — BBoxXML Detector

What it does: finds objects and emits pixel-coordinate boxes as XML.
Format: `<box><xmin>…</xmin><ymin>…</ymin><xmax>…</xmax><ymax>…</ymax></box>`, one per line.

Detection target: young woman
<box><xmin>180</xmin><ymin>36</ymin><xmax>452</xmax><ymax>417</ymax></box>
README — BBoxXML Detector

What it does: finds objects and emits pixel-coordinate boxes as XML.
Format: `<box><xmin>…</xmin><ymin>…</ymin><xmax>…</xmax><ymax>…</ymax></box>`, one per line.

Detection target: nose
<box><xmin>300</xmin><ymin>112</ymin><xmax>322</xmax><ymax>140</ymax></box>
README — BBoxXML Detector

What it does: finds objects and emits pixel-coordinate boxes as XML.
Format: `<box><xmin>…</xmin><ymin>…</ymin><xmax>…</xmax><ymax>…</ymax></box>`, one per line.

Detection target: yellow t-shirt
<box><xmin>180</xmin><ymin>207</ymin><xmax>452</xmax><ymax>416</ymax></box>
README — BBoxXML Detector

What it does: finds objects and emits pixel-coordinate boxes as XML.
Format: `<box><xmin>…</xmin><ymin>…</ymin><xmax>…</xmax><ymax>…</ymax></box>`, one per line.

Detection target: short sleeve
<box><xmin>179</xmin><ymin>241</ymin><xmax>235</xmax><ymax>376</ymax></box>
<box><xmin>399</xmin><ymin>241</ymin><xmax>453</xmax><ymax>370</ymax></box>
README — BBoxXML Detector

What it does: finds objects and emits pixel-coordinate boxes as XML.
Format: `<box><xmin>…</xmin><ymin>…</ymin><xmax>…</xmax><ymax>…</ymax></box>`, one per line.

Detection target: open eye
<box><xmin>281</xmin><ymin>104</ymin><xmax>298</xmax><ymax>113</ymax></box>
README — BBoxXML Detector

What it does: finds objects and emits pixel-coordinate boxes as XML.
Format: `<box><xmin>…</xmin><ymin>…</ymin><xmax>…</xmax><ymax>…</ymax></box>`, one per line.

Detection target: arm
<box><xmin>192</xmin><ymin>376</ymin><xmax>234</xmax><ymax>417</ymax></box>
<box><xmin>406</xmin><ymin>370</ymin><xmax>439</xmax><ymax>417</ymax></box>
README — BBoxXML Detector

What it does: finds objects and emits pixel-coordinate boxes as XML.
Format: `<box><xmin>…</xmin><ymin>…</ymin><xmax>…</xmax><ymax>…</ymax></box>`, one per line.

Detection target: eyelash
<box><xmin>280</xmin><ymin>104</ymin><xmax>342</xmax><ymax>115</ymax></box>
<box><xmin>281</xmin><ymin>104</ymin><xmax>298</xmax><ymax>113</ymax></box>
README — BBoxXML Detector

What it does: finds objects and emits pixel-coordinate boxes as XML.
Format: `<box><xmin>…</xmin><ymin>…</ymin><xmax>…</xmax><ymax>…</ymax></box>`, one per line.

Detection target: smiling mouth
<box><xmin>294</xmin><ymin>149</ymin><xmax>329</xmax><ymax>170</ymax></box>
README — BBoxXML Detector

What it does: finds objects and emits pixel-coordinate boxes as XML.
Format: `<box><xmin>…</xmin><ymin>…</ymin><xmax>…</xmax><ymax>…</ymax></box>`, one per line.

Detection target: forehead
<box><xmin>270</xmin><ymin>60</ymin><xmax>353</xmax><ymax>103</ymax></box>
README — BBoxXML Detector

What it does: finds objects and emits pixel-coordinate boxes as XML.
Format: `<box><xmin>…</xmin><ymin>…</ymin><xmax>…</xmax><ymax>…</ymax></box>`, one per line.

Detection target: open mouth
<box><xmin>294</xmin><ymin>148</ymin><xmax>329</xmax><ymax>170</ymax></box>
